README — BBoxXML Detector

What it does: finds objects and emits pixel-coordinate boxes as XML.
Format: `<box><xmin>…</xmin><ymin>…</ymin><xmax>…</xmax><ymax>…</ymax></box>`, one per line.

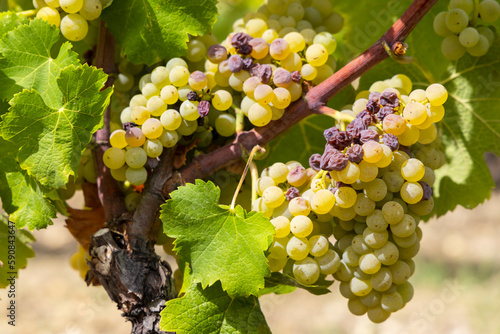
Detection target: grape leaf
<box><xmin>0</xmin><ymin>213</ymin><xmax>35</xmax><ymax>288</ymax></box>
<box><xmin>160</xmin><ymin>180</ymin><xmax>275</xmax><ymax>297</ymax></box>
<box><xmin>0</xmin><ymin>138</ymin><xmax>56</xmax><ymax>230</ymax></box>
<box><xmin>0</xmin><ymin>19</ymin><xmax>79</xmax><ymax>106</ymax></box>
<box><xmin>0</xmin><ymin>64</ymin><xmax>112</xmax><ymax>189</ymax></box>
<box><xmin>101</xmin><ymin>0</ymin><xmax>218</xmax><ymax>65</ymax></box>
<box><xmin>262</xmin><ymin>272</ymin><xmax>333</xmax><ymax>296</ymax></box>
<box><xmin>160</xmin><ymin>281</ymin><xmax>271</xmax><ymax>334</ymax></box>
<box><xmin>0</xmin><ymin>11</ymin><xmax>28</xmax><ymax>38</ymax></box>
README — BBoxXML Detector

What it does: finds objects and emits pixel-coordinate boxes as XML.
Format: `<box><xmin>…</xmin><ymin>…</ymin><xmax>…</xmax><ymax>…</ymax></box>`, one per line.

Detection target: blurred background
<box><xmin>2</xmin><ymin>0</ymin><xmax>500</xmax><ymax>333</ymax></box>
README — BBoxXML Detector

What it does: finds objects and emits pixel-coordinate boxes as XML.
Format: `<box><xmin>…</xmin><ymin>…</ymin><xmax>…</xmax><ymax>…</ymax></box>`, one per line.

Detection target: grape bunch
<box><xmin>433</xmin><ymin>0</ymin><xmax>499</xmax><ymax>60</ymax></box>
<box><xmin>253</xmin><ymin>74</ymin><xmax>448</xmax><ymax>322</ymax></box>
<box><xmin>33</xmin><ymin>0</ymin><xmax>110</xmax><ymax>41</ymax></box>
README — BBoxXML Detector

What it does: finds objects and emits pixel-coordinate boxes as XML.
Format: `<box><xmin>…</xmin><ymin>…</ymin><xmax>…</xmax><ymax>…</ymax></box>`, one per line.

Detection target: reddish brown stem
<box><xmin>93</xmin><ymin>21</ymin><xmax>126</xmax><ymax>222</ymax></box>
<box><xmin>180</xmin><ymin>0</ymin><xmax>438</xmax><ymax>184</ymax></box>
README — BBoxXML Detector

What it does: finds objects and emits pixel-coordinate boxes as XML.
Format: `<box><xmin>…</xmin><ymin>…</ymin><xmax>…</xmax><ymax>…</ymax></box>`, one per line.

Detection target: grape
<box><xmin>186</xmin><ymin>39</ymin><xmax>206</xmax><ymax>62</ymax></box>
<box><xmin>286</xmin><ymin>236</ymin><xmax>310</xmax><ymax>260</ymax></box>
<box><xmin>214</xmin><ymin>113</ymin><xmax>235</xmax><ymax>137</ymax></box>
<box><xmin>207</xmin><ymin>44</ymin><xmax>228</xmax><ymax>64</ymax></box>
<box><xmin>305</xmin><ymin>44</ymin><xmax>328</xmax><ymax>67</ymax></box>
<box><xmin>382</xmin><ymin>201</ymin><xmax>404</xmax><ymax>224</ymax></box>
<box><xmin>301</xmin><ymin>63</ymin><xmax>317</xmax><ymax>81</ymax></box>
<box><xmin>367</xmin><ymin>306</ymin><xmax>390</xmax><ymax>323</ymax></box>
<box><xmin>254</xmin><ymin>84</ymin><xmax>275</xmax><ymax>104</ymax></box>
<box><xmin>159</xmin><ymin>86</ymin><xmax>179</xmax><ymax>105</ymax></box>
<box><xmin>256</xmin><ymin>176</ymin><xmax>275</xmax><ymax>196</ymax></box>
<box><xmin>212</xmin><ymin>90</ymin><xmax>233</xmax><ymax>111</ymax></box>
<box><xmin>144</xmin><ymin>139</ymin><xmax>163</xmax><ymax>158</ymax></box>
<box><xmin>262</xmin><ymin>29</ymin><xmax>279</xmax><ymax>43</ymax></box>
<box><xmin>315</xmin><ymin>249</ymin><xmax>340</xmax><ymax>275</ymax></box>
<box><xmin>287</xmin><ymin>165</ymin><xmax>308</xmax><ymax>186</ymax></box>
<box><xmin>466</xmin><ymin>35</ymin><xmax>490</xmax><ymax>57</ymax></box>
<box><xmin>36</xmin><ymin>7</ymin><xmax>61</xmax><ymax>27</ymax></box>
<box><xmin>363</xmin><ymin>228</ymin><xmax>388</xmax><ymax>249</ymax></box>
<box><xmin>268</xmin><ymin>237</ymin><xmax>289</xmax><ymax>259</ymax></box>
<box><xmin>159</xmin><ymin>130</ymin><xmax>179</xmax><ymax>148</ymax></box>
<box><xmin>110</xmin><ymin>165</ymin><xmax>127</xmax><ymax>182</ymax></box>
<box><xmin>393</xmin><ymin>232</ymin><xmax>418</xmax><ymax>248</ymax></box>
<box><xmin>374</xmin><ymin>242</ymin><xmax>399</xmax><ymax>266</ymax></box>
<box><xmin>160</xmin><ymin>109</ymin><xmax>182</xmax><ymax>131</ymax></box>
<box><xmin>366</xmin><ymin>210</ymin><xmax>388</xmax><ymax>232</ymax></box>
<box><xmin>400</xmin><ymin>181</ymin><xmax>423</xmax><ymax>204</ymax></box>
<box><xmin>359</xmin><ymin>253</ymin><xmax>381</xmax><ymax>274</ymax></box>
<box><xmin>290</xmin><ymin>215</ymin><xmax>313</xmax><ymax>237</ymax></box>
<box><xmin>478</xmin><ymin>26</ymin><xmax>495</xmax><ymax>45</ymax></box>
<box><xmin>313</xmin><ymin>32</ymin><xmax>337</xmax><ymax>54</ymax></box>
<box><xmin>179</xmin><ymin>100</ymin><xmax>199</xmax><ymax>121</ymax></box>
<box><xmin>397</xmin><ymin>123</ymin><xmax>419</xmax><ymax>146</ymax></box>
<box><xmin>401</xmin><ymin>158</ymin><xmax>425</xmax><ymax>182</ymax></box>
<box><xmin>60</xmin><ymin>14</ymin><xmax>88</xmax><ymax>41</ymax></box>
<box><xmin>370</xmin><ymin>268</ymin><xmax>392</xmax><ymax>292</ymax></box>
<box><xmin>125</xmin><ymin>127</ymin><xmax>146</xmax><ymax>147</ymax></box>
<box><xmin>79</xmin><ymin>0</ymin><xmax>102</xmax><ymax>21</ymax></box>
<box><xmin>269</xmin><ymin>162</ymin><xmax>289</xmax><ymax>184</ymax></box>
<box><xmin>426</xmin><ymin>83</ymin><xmax>448</xmax><ymax>106</ymax></box>
<box><xmin>246</xmin><ymin>18</ymin><xmax>267</xmax><ymax>38</ymax></box>
<box><xmin>338</xmin><ymin>162</ymin><xmax>361</xmax><ymax>184</ymax></box>
<box><xmin>283</xmin><ymin>32</ymin><xmax>306</xmax><ymax>53</ymax></box>
<box><xmin>293</xmin><ymin>257</ymin><xmax>320</xmax><ymax>285</ymax></box>
<box><xmin>130</xmin><ymin>94</ymin><xmax>148</xmax><ymax>109</ymax></box>
<box><xmin>459</xmin><ymin>27</ymin><xmax>480</xmax><ymax>47</ymax></box>
<box><xmin>60</xmin><ymin>0</ymin><xmax>83</xmax><ymax>13</ymax></box>
<box><xmin>273</xmin><ymin>87</ymin><xmax>292</xmax><ymax>109</ymax></box>
<box><xmin>450</xmin><ymin>0</ymin><xmax>474</xmax><ymax>13</ymax></box>
<box><xmin>248</xmin><ymin>103</ymin><xmax>272</xmax><ymax>127</ymax></box>
<box><xmin>478</xmin><ymin>0</ymin><xmax>500</xmax><ymax>23</ymax></box>
<box><xmin>271</xmin><ymin>216</ymin><xmax>290</xmax><ymax>238</ymax></box>
<box><xmin>125</xmin><ymin>147</ymin><xmax>147</xmax><ymax>168</ymax></box>
<box><xmin>166</xmin><ymin>58</ymin><xmax>188</xmax><ymax>71</ymax></box>
<box><xmin>364</xmin><ymin>179</ymin><xmax>388</xmax><ymax>202</ymax></box>
<box><xmin>433</xmin><ymin>12</ymin><xmax>453</xmax><ymax>37</ymax></box>
<box><xmin>289</xmin><ymin>197</ymin><xmax>311</xmax><ymax>216</ymax></box>
<box><xmin>362</xmin><ymin>141</ymin><xmax>384</xmax><ymax>163</ymax></box>
<box><xmin>286</xmin><ymin>81</ymin><xmax>303</xmax><ymax>101</ymax></box>
<box><xmin>342</xmin><ymin>246</ymin><xmax>360</xmax><ymax>266</ymax></box>
<box><xmin>350</xmin><ymin>277</ymin><xmax>372</xmax><ymax>296</ymax></box>
<box><xmin>131</xmin><ymin>106</ymin><xmax>150</xmax><ymax>125</ymax></box>
<box><xmin>142</xmin><ymin>83</ymin><xmax>159</xmax><ymax>99</ymax></box>
<box><xmin>126</xmin><ymin>167</ymin><xmax>148</xmax><ymax>186</ymax></box>
<box><xmin>141</xmin><ymin>118</ymin><xmax>163</xmax><ymax>139</ymax></box>
<box><xmin>109</xmin><ymin>129</ymin><xmax>127</xmax><ymax>149</ymax></box>
<box><xmin>270</xmin><ymin>38</ymin><xmax>290</xmax><ymax>60</ymax></box>
<box><xmin>262</xmin><ymin>186</ymin><xmax>285</xmax><ymax>208</ymax></box>
<box><xmin>169</xmin><ymin>66</ymin><xmax>190</xmax><ymax>87</ymax></box>
<box><xmin>272</xmin><ymin>68</ymin><xmax>292</xmax><ymax>88</ymax></box>
<box><xmin>230</xmin><ymin>71</ymin><xmax>251</xmax><ymax>91</ymax></box>
<box><xmin>441</xmin><ymin>34</ymin><xmax>466</xmax><ymax>60</ymax></box>
<box><xmin>403</xmin><ymin>102</ymin><xmax>427</xmax><ymax>125</ymax></box>
<box><xmin>252</xmin><ymin>198</ymin><xmax>273</xmax><ymax>218</ymax></box>
<box><xmin>188</xmin><ymin>71</ymin><xmax>207</xmax><ymax>91</ymax></box>
<box><xmin>114</xmin><ymin>73</ymin><xmax>134</xmax><ymax>92</ymax></box>
<box><xmin>308</xmin><ymin>235</ymin><xmax>329</xmax><ymax>257</ymax></box>
<box><xmin>267</xmin><ymin>256</ymin><xmax>288</xmax><ymax>272</ymax></box>
<box><xmin>409</xmin><ymin>197</ymin><xmax>434</xmax><ymax>215</ymax></box>
<box><xmin>103</xmin><ymin>147</ymin><xmax>125</xmax><ymax>169</ymax></box>
<box><xmin>390</xmin><ymin>214</ymin><xmax>416</xmax><ymax>238</ymax></box>
<box><xmin>311</xmin><ymin>189</ymin><xmax>336</xmax><ymax>214</ymax></box>
<box><xmin>445</xmin><ymin>8</ymin><xmax>469</xmax><ymax>33</ymax></box>
<box><xmin>389</xmin><ymin>261</ymin><xmax>411</xmax><ymax>284</ymax></box>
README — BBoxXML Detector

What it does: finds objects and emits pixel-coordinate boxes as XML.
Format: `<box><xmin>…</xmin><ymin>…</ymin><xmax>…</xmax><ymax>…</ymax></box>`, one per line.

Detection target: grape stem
<box><xmin>316</xmin><ymin>105</ymin><xmax>355</xmax><ymax>124</ymax></box>
<box><xmin>230</xmin><ymin>145</ymin><xmax>263</xmax><ymax>211</ymax></box>
<box><xmin>17</xmin><ymin>9</ymin><xmax>37</xmax><ymax>17</ymax></box>
<box><xmin>179</xmin><ymin>0</ymin><xmax>439</xmax><ymax>185</ymax></box>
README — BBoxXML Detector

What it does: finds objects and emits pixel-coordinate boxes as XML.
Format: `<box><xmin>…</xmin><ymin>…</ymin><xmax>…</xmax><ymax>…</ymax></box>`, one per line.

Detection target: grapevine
<box><xmin>1</xmin><ymin>0</ymin><xmax>499</xmax><ymax>333</ymax></box>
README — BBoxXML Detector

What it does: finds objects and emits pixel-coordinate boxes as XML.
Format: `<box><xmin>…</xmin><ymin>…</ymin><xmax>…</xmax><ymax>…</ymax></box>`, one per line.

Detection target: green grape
<box><xmin>45</xmin><ymin>0</ymin><xmax>60</xmax><ymax>8</ymax></box>
<box><xmin>370</xmin><ymin>268</ymin><xmax>392</xmax><ymax>292</ymax></box>
<box><xmin>139</xmin><ymin>74</ymin><xmax>152</xmax><ymax>91</ymax></box>
<box><xmin>433</xmin><ymin>11</ymin><xmax>453</xmax><ymax>37</ymax></box>
<box><xmin>176</xmin><ymin>118</ymin><xmax>198</xmax><ymax>136</ymax></box>
<box><xmin>283</xmin><ymin>32</ymin><xmax>306</xmax><ymax>53</ymax></box>
<box><xmin>390</xmin><ymin>214</ymin><xmax>416</xmax><ymax>238</ymax></box>
<box><xmin>400</xmin><ymin>181</ymin><xmax>423</xmax><ymax>204</ymax></box>
<box><xmin>389</xmin><ymin>261</ymin><xmax>412</xmax><ymax>284</ymax></box>
<box><xmin>364</xmin><ymin>179</ymin><xmax>388</xmax><ymax>202</ymax></box>
<box><xmin>376</xmin><ymin>144</ymin><xmax>393</xmax><ymax>168</ymax></box>
<box><xmin>248</xmin><ymin>103</ymin><xmax>273</xmax><ymax>127</ymax></box>
<box><xmin>281</xmin><ymin>52</ymin><xmax>303</xmax><ymax>72</ymax></box>
<box><xmin>315</xmin><ymin>249</ymin><xmax>340</xmax><ymax>275</ymax></box>
<box><xmin>350</xmin><ymin>277</ymin><xmax>372</xmax><ymax>296</ymax></box>
<box><xmin>427</xmin><ymin>103</ymin><xmax>445</xmax><ymax>123</ymax></box>
<box><xmin>409</xmin><ymin>197</ymin><xmax>434</xmax><ymax>216</ymax></box>
<box><xmin>262</xmin><ymin>28</ymin><xmax>279</xmax><ymax>43</ymax></box>
<box><xmin>357</xmin><ymin>161</ymin><xmax>377</xmax><ymax>183</ymax></box>
<box><xmin>144</xmin><ymin>139</ymin><xmax>163</xmax><ymax>158</ymax></box>
<box><xmin>212</xmin><ymin>90</ymin><xmax>233</xmax><ymax>111</ymax></box>
<box><xmin>141</xmin><ymin>118</ymin><xmax>163</xmax><ymax>139</ymax></box>
<box><xmin>160</xmin><ymin>109</ymin><xmax>182</xmax><ymax>131</ymax></box>
<box><xmin>179</xmin><ymin>100</ymin><xmax>199</xmax><ymax>121</ymax></box>
<box><xmin>466</xmin><ymin>35</ymin><xmax>490</xmax><ymax>57</ymax></box>
<box><xmin>125</xmin><ymin>147</ymin><xmax>147</xmax><ymax>168</ymax></box>
<box><xmin>305</xmin><ymin>44</ymin><xmax>328</xmax><ymax>66</ymax></box>
<box><xmin>401</xmin><ymin>158</ymin><xmax>425</xmax><ymax>182</ymax></box>
<box><xmin>195</xmin><ymin>129</ymin><xmax>213</xmax><ymax>148</ymax></box>
<box><xmin>366</xmin><ymin>210</ymin><xmax>388</xmax><ymax>232</ymax></box>
<box><xmin>426</xmin><ymin>83</ymin><xmax>448</xmax><ymax>106</ymax></box>
<box><xmin>397</xmin><ymin>123</ymin><xmax>420</xmax><ymax>146</ymax></box>
<box><xmin>312</xmin><ymin>64</ymin><xmax>334</xmax><ymax>86</ymax></box>
<box><xmin>403</xmin><ymin>101</ymin><xmax>427</xmax><ymax>125</ymax></box>
<box><xmin>267</xmin><ymin>256</ymin><xmax>288</xmax><ymax>272</ymax></box>
<box><xmin>323</xmin><ymin>12</ymin><xmax>344</xmax><ymax>33</ymax></box>
<box><xmin>382</xmin><ymin>171</ymin><xmax>404</xmax><ymax>194</ymax></box>
<box><xmin>269</xmin><ymin>162</ymin><xmax>289</xmax><ymax>184</ymax></box>
<box><xmin>252</xmin><ymin>198</ymin><xmax>273</xmax><ymax>218</ymax></box>
<box><xmin>268</xmin><ymin>237</ymin><xmax>289</xmax><ymax>259</ymax></box>
<box><xmin>254</xmin><ymin>84</ymin><xmax>275</xmax><ymax>104</ymax></box>
<box><xmin>151</xmin><ymin>66</ymin><xmax>170</xmax><ymax>88</ymax></box>
<box><xmin>354</xmin><ymin>193</ymin><xmax>376</xmax><ymax>216</ymax></box>
<box><xmin>160</xmin><ymin>85</ymin><xmax>179</xmax><ymax>105</ymax></box>
<box><xmin>450</xmin><ymin>0</ymin><xmax>474</xmax><ymax>14</ymax></box>
<box><xmin>256</xmin><ymin>176</ymin><xmax>275</xmax><ymax>196</ymax></box>
<box><xmin>459</xmin><ymin>27</ymin><xmax>480</xmax><ymax>47</ymax></box>
<box><xmin>333</xmin><ymin>187</ymin><xmax>356</xmax><ymax>209</ymax></box>
<box><xmin>270</xmin><ymin>38</ymin><xmax>291</xmax><ymax>60</ymax></box>
<box><xmin>60</xmin><ymin>13</ymin><xmax>88</xmax><ymax>41</ymax></box>
<box><xmin>177</xmin><ymin>85</ymin><xmax>193</xmax><ymax>102</ymax></box>
<box><xmin>166</xmin><ymin>57</ymin><xmax>188</xmax><ymax>71</ymax></box>
<box><xmin>141</xmin><ymin>83</ymin><xmax>159</xmax><ymax>99</ymax></box>
<box><xmin>60</xmin><ymin>0</ymin><xmax>83</xmax><ymax>13</ymax></box>
<box><xmin>286</xmin><ymin>236</ymin><xmax>310</xmax><ymax>261</ymax></box>
<box><xmin>441</xmin><ymin>34</ymin><xmax>466</xmax><ymax>60</ymax></box>
<box><xmin>313</xmin><ymin>32</ymin><xmax>337</xmax><ymax>54</ymax></box>
<box><xmin>279</xmin><ymin>15</ymin><xmax>296</xmax><ymax>29</ymax></box>
<box><xmin>214</xmin><ymin>113</ymin><xmax>236</xmax><ymax>137</ymax></box>
<box><xmin>169</xmin><ymin>66</ymin><xmax>190</xmax><ymax>87</ymax></box>
<box><xmin>273</xmin><ymin>87</ymin><xmax>292</xmax><ymax>109</ymax></box>
<box><xmin>262</xmin><ymin>185</ymin><xmax>285</xmax><ymax>209</ymax></box>
<box><xmin>445</xmin><ymin>8</ymin><xmax>469</xmax><ymax>33</ymax></box>
<box><xmin>351</xmin><ymin>235</ymin><xmax>371</xmax><ymax>255</ymax></box>
<box><xmin>363</xmin><ymin>228</ymin><xmax>389</xmax><ymax>249</ymax></box>
<box><xmin>418</xmin><ymin>123</ymin><xmax>437</xmax><ymax>144</ymax></box>
<box><xmin>290</xmin><ymin>215</ymin><xmax>313</xmax><ymax>237</ymax></box>
<box><xmin>293</xmin><ymin>257</ymin><xmax>320</xmax><ymax>285</ymax></box>
<box><xmin>103</xmin><ymin>147</ymin><xmax>125</xmax><ymax>169</ymax></box>
<box><xmin>131</xmin><ymin>106</ymin><xmax>150</xmax><ymax>125</ymax></box>
<box><xmin>286</xmin><ymin>81</ymin><xmax>303</xmax><ymax>101</ymax></box>
<box><xmin>110</xmin><ymin>129</ymin><xmax>127</xmax><ymax>149</ymax></box>
<box><xmin>229</xmin><ymin>71</ymin><xmax>250</xmax><ymax>91</ymax></box>
<box><xmin>246</xmin><ymin>18</ymin><xmax>268</xmax><ymax>38</ymax></box>
<box><xmin>301</xmin><ymin>63</ymin><xmax>317</xmax><ymax>81</ymax></box>
<box><xmin>114</xmin><ymin>73</ymin><xmax>134</xmax><ymax>92</ymax></box>
<box><xmin>130</xmin><ymin>94</ymin><xmax>148</xmax><ymax>109</ymax></box>
<box><xmin>79</xmin><ymin>0</ymin><xmax>102</xmax><ymax>20</ymax></box>
<box><xmin>289</xmin><ymin>197</ymin><xmax>311</xmax><ymax>216</ymax></box>
<box><xmin>311</xmin><ymin>189</ymin><xmax>336</xmax><ymax>214</ymax></box>
<box><xmin>126</xmin><ymin>167</ymin><xmax>148</xmax><ymax>186</ymax></box>
<box><xmin>478</xmin><ymin>26</ymin><xmax>495</xmax><ymax>45</ymax></box>
<box><xmin>242</xmin><ymin>77</ymin><xmax>260</xmax><ymax>99</ymax></box>
<box><xmin>159</xmin><ymin>130</ymin><xmax>179</xmax><ymax>148</ymax></box>
<box><xmin>146</xmin><ymin>96</ymin><xmax>166</xmax><ymax>117</ymax></box>
<box><xmin>186</xmin><ymin>39</ymin><xmax>206</xmax><ymax>62</ymax></box>
<box><xmin>382</xmin><ymin>201</ymin><xmax>404</xmax><ymax>224</ymax></box>
<box><xmin>110</xmin><ymin>165</ymin><xmax>127</xmax><ymax>182</ymax></box>
<box><xmin>271</xmin><ymin>216</ymin><xmax>290</xmax><ymax>238</ymax></box>
<box><xmin>342</xmin><ymin>246</ymin><xmax>360</xmax><ymax>266</ymax></box>
<box><xmin>397</xmin><ymin>281</ymin><xmax>414</xmax><ymax>304</ymax></box>
<box><xmin>374</xmin><ymin>241</ymin><xmax>399</xmax><ymax>266</ymax></box>
<box><xmin>308</xmin><ymin>235</ymin><xmax>329</xmax><ymax>257</ymax></box>
<box><xmin>362</xmin><ymin>141</ymin><xmax>384</xmax><ymax>164</ymax></box>
<box><xmin>36</xmin><ymin>7</ymin><xmax>61</xmax><ymax>27</ymax></box>
<box><xmin>367</xmin><ymin>306</ymin><xmax>390</xmax><ymax>323</ymax></box>
<box><xmin>478</xmin><ymin>0</ymin><xmax>500</xmax><ymax>23</ymax></box>
<box><xmin>125</xmin><ymin>127</ymin><xmax>146</xmax><ymax>147</ymax></box>
<box><xmin>393</xmin><ymin>232</ymin><xmax>418</xmax><ymax>248</ymax></box>
<box><xmin>359</xmin><ymin>253</ymin><xmax>381</xmax><ymax>275</ymax></box>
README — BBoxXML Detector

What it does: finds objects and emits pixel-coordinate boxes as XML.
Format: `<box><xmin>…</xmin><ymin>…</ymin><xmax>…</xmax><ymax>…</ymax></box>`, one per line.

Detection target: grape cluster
<box><xmin>33</xmin><ymin>0</ymin><xmax>108</xmax><ymax>41</ymax></box>
<box><xmin>433</xmin><ymin>0</ymin><xmax>499</xmax><ymax>60</ymax></box>
<box><xmin>253</xmin><ymin>74</ymin><xmax>448</xmax><ymax>322</ymax></box>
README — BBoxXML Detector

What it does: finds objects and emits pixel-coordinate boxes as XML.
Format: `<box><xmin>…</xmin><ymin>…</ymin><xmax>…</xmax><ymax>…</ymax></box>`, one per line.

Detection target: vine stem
<box><xmin>177</xmin><ymin>0</ymin><xmax>439</xmax><ymax>186</ymax></box>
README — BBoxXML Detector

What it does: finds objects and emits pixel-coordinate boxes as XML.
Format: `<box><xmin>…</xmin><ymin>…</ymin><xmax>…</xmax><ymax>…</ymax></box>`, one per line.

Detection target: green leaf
<box><xmin>257</xmin><ymin>114</ymin><xmax>336</xmax><ymax>169</ymax></box>
<box><xmin>0</xmin><ymin>138</ymin><xmax>56</xmax><ymax>230</ymax></box>
<box><xmin>160</xmin><ymin>180</ymin><xmax>275</xmax><ymax>297</ymax></box>
<box><xmin>263</xmin><ymin>272</ymin><xmax>333</xmax><ymax>296</ymax></box>
<box><xmin>101</xmin><ymin>0</ymin><xmax>218</xmax><ymax>65</ymax></box>
<box><xmin>0</xmin><ymin>19</ymin><xmax>79</xmax><ymax>105</ymax></box>
<box><xmin>1</xmin><ymin>64</ymin><xmax>112</xmax><ymax>189</ymax></box>
<box><xmin>0</xmin><ymin>11</ymin><xmax>28</xmax><ymax>38</ymax></box>
<box><xmin>0</xmin><ymin>213</ymin><xmax>35</xmax><ymax>288</ymax></box>
<box><xmin>160</xmin><ymin>281</ymin><xmax>271</xmax><ymax>334</ymax></box>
